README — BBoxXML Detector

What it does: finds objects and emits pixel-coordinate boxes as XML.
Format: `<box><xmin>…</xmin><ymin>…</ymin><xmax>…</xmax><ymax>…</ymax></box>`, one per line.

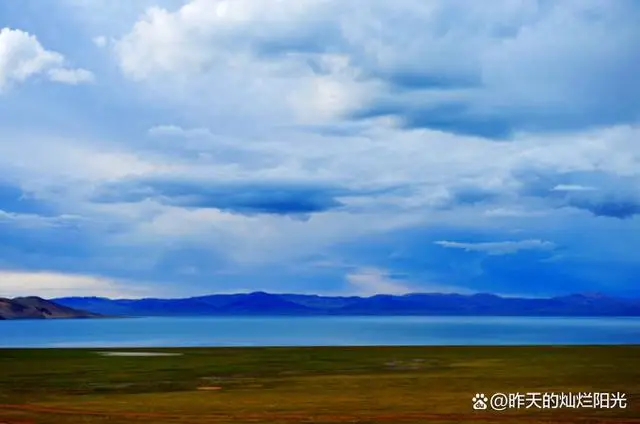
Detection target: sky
<box><xmin>0</xmin><ymin>0</ymin><xmax>639</xmax><ymax>299</ymax></box>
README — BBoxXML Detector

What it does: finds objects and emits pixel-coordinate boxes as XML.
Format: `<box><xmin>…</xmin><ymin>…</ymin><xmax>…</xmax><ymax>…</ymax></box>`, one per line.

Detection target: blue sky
<box><xmin>1</xmin><ymin>0</ymin><xmax>639</xmax><ymax>298</ymax></box>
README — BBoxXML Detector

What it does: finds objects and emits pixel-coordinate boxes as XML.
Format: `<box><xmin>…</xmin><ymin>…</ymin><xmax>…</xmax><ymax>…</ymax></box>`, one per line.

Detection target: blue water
<box><xmin>1</xmin><ymin>316</ymin><xmax>639</xmax><ymax>348</ymax></box>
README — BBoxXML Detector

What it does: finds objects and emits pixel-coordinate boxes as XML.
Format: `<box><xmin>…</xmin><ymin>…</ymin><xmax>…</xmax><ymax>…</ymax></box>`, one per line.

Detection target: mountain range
<box><xmin>0</xmin><ymin>297</ymin><xmax>101</xmax><ymax>320</ymax></box>
<box><xmin>53</xmin><ymin>292</ymin><xmax>640</xmax><ymax>317</ymax></box>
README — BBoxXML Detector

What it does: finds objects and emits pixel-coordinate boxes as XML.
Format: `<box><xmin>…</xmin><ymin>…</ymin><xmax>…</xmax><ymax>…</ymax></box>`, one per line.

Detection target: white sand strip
<box><xmin>95</xmin><ymin>351</ymin><xmax>183</xmax><ymax>357</ymax></box>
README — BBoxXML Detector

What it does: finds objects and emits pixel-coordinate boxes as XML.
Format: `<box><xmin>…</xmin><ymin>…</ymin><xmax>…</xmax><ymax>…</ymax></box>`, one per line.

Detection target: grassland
<box><xmin>0</xmin><ymin>346</ymin><xmax>638</xmax><ymax>423</ymax></box>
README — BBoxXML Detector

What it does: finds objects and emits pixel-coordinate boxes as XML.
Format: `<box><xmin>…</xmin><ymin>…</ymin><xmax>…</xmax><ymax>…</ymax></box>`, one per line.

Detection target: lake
<box><xmin>1</xmin><ymin>316</ymin><xmax>640</xmax><ymax>348</ymax></box>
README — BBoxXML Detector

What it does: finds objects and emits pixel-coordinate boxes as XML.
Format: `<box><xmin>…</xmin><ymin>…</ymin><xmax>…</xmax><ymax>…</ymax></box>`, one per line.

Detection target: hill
<box><xmin>53</xmin><ymin>292</ymin><xmax>640</xmax><ymax>317</ymax></box>
<box><xmin>0</xmin><ymin>296</ymin><xmax>102</xmax><ymax>320</ymax></box>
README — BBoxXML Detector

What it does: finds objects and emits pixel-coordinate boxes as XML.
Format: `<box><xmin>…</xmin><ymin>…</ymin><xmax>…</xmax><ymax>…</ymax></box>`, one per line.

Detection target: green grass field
<box><xmin>0</xmin><ymin>346</ymin><xmax>638</xmax><ymax>423</ymax></box>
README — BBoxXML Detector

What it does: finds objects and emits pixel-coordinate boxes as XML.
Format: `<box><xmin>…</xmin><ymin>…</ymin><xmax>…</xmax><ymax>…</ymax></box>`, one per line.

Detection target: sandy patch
<box><xmin>95</xmin><ymin>351</ymin><xmax>183</xmax><ymax>357</ymax></box>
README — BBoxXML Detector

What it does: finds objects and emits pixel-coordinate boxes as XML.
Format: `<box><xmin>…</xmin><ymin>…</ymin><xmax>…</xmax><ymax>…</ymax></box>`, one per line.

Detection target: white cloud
<box><xmin>0</xmin><ymin>210</ymin><xmax>85</xmax><ymax>228</ymax></box>
<box><xmin>0</xmin><ymin>270</ymin><xmax>149</xmax><ymax>298</ymax></box>
<box><xmin>0</xmin><ymin>28</ymin><xmax>62</xmax><ymax>89</ymax></box>
<box><xmin>0</xmin><ymin>27</ymin><xmax>94</xmax><ymax>90</ymax></box>
<box><xmin>148</xmin><ymin>125</ymin><xmax>212</xmax><ymax>138</ymax></box>
<box><xmin>3</xmin><ymin>120</ymin><xmax>639</xmax><ymax>270</ymax></box>
<box><xmin>345</xmin><ymin>267</ymin><xmax>466</xmax><ymax>296</ymax></box>
<box><xmin>484</xmin><ymin>208</ymin><xmax>547</xmax><ymax>218</ymax></box>
<box><xmin>115</xmin><ymin>0</ymin><xmax>331</xmax><ymax>79</ymax></box>
<box><xmin>0</xmin><ymin>132</ymin><xmax>180</xmax><ymax>186</ymax></box>
<box><xmin>112</xmin><ymin>1</ymin><xmax>640</xmax><ymax>129</ymax></box>
<box><xmin>62</xmin><ymin>0</ymin><xmax>185</xmax><ymax>35</ymax></box>
<box><xmin>435</xmin><ymin>240</ymin><xmax>555</xmax><ymax>255</ymax></box>
<box><xmin>552</xmin><ymin>184</ymin><xmax>597</xmax><ymax>192</ymax></box>
<box><xmin>48</xmin><ymin>67</ymin><xmax>95</xmax><ymax>84</ymax></box>
<box><xmin>345</xmin><ymin>268</ymin><xmax>413</xmax><ymax>296</ymax></box>
<box><xmin>112</xmin><ymin>1</ymin><xmax>376</xmax><ymax>123</ymax></box>
<box><xmin>92</xmin><ymin>35</ymin><xmax>107</xmax><ymax>47</ymax></box>
<box><xmin>117</xmin><ymin>204</ymin><xmax>426</xmax><ymax>267</ymax></box>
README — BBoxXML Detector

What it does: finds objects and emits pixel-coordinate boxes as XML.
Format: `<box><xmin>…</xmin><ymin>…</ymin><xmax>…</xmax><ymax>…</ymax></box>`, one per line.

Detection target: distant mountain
<box><xmin>213</xmin><ymin>291</ymin><xmax>316</xmax><ymax>315</ymax></box>
<box><xmin>0</xmin><ymin>296</ymin><xmax>102</xmax><ymax>320</ymax></box>
<box><xmin>53</xmin><ymin>292</ymin><xmax>640</xmax><ymax>317</ymax></box>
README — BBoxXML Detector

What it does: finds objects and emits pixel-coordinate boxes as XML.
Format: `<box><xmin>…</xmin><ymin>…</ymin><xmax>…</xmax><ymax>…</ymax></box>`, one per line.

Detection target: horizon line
<box><xmin>34</xmin><ymin>290</ymin><xmax>635</xmax><ymax>301</ymax></box>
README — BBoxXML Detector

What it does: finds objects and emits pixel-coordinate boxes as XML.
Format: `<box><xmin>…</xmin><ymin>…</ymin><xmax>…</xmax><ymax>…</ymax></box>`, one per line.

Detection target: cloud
<box><xmin>517</xmin><ymin>168</ymin><xmax>640</xmax><ymax>219</ymax></box>
<box><xmin>2</xmin><ymin>119</ymin><xmax>638</xmax><ymax>285</ymax></box>
<box><xmin>565</xmin><ymin>190</ymin><xmax>640</xmax><ymax>219</ymax></box>
<box><xmin>113</xmin><ymin>0</ymin><xmax>640</xmax><ymax>135</ymax></box>
<box><xmin>0</xmin><ymin>209</ymin><xmax>85</xmax><ymax>229</ymax></box>
<box><xmin>148</xmin><ymin>124</ymin><xmax>212</xmax><ymax>138</ymax></box>
<box><xmin>344</xmin><ymin>267</ymin><xmax>468</xmax><ymax>296</ymax></box>
<box><xmin>551</xmin><ymin>184</ymin><xmax>597</xmax><ymax>192</ymax></box>
<box><xmin>435</xmin><ymin>239</ymin><xmax>555</xmax><ymax>256</ymax></box>
<box><xmin>114</xmin><ymin>0</ymin><xmax>338</xmax><ymax>80</ymax></box>
<box><xmin>345</xmin><ymin>268</ymin><xmax>413</xmax><ymax>296</ymax></box>
<box><xmin>0</xmin><ymin>2</ymin><xmax>639</xmax><ymax>297</ymax></box>
<box><xmin>48</xmin><ymin>67</ymin><xmax>95</xmax><ymax>84</ymax></box>
<box><xmin>0</xmin><ymin>182</ymin><xmax>53</xmax><ymax>216</ymax></box>
<box><xmin>363</xmin><ymin>0</ymin><xmax>640</xmax><ymax>137</ymax></box>
<box><xmin>0</xmin><ymin>132</ymin><xmax>176</xmax><ymax>186</ymax></box>
<box><xmin>92</xmin><ymin>36</ymin><xmax>107</xmax><ymax>47</ymax></box>
<box><xmin>91</xmin><ymin>178</ymin><xmax>355</xmax><ymax>216</ymax></box>
<box><xmin>569</xmin><ymin>198</ymin><xmax>640</xmax><ymax>220</ymax></box>
<box><xmin>483</xmin><ymin>208</ymin><xmax>546</xmax><ymax>218</ymax></box>
<box><xmin>0</xmin><ymin>270</ymin><xmax>148</xmax><ymax>298</ymax></box>
<box><xmin>0</xmin><ymin>27</ymin><xmax>94</xmax><ymax>90</ymax></box>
